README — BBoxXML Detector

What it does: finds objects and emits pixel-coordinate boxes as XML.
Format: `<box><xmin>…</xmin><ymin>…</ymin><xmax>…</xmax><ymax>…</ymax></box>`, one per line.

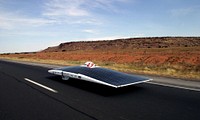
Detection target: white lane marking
<box><xmin>147</xmin><ymin>81</ymin><xmax>200</xmax><ymax>92</ymax></box>
<box><xmin>24</xmin><ymin>78</ymin><xmax>58</xmax><ymax>93</ymax></box>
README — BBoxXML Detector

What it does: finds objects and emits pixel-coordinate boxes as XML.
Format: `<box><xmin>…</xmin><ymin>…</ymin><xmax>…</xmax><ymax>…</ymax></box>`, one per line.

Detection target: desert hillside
<box><xmin>1</xmin><ymin>37</ymin><xmax>200</xmax><ymax>80</ymax></box>
<box><xmin>42</xmin><ymin>37</ymin><xmax>200</xmax><ymax>52</ymax></box>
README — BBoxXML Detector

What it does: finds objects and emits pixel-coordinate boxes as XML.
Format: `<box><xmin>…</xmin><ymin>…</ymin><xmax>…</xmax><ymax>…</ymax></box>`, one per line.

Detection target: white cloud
<box><xmin>90</xmin><ymin>0</ymin><xmax>117</xmax><ymax>13</ymax></box>
<box><xmin>90</xmin><ymin>0</ymin><xmax>131</xmax><ymax>13</ymax></box>
<box><xmin>82</xmin><ymin>29</ymin><xmax>98</xmax><ymax>34</ymax></box>
<box><xmin>43</xmin><ymin>0</ymin><xmax>90</xmax><ymax>17</ymax></box>
<box><xmin>42</xmin><ymin>0</ymin><xmax>130</xmax><ymax>25</ymax></box>
<box><xmin>0</xmin><ymin>0</ymin><xmax>131</xmax><ymax>30</ymax></box>
<box><xmin>0</xmin><ymin>11</ymin><xmax>56</xmax><ymax>30</ymax></box>
<box><xmin>42</xmin><ymin>0</ymin><xmax>103</xmax><ymax>26</ymax></box>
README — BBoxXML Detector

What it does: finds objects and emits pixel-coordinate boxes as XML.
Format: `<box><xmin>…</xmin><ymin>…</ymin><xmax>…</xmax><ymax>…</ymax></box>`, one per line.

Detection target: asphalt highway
<box><xmin>0</xmin><ymin>60</ymin><xmax>200</xmax><ymax>120</ymax></box>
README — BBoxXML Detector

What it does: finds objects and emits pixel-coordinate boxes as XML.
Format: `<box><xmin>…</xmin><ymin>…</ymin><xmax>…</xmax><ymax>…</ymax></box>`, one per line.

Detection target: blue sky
<box><xmin>0</xmin><ymin>0</ymin><xmax>200</xmax><ymax>53</ymax></box>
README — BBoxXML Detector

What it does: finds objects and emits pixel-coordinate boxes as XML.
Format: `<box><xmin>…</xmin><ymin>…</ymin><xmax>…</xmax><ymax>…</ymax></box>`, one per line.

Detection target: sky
<box><xmin>0</xmin><ymin>0</ymin><xmax>200</xmax><ymax>53</ymax></box>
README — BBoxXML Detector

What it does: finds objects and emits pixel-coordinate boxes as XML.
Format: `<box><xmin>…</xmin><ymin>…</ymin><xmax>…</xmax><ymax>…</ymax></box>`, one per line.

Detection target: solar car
<box><xmin>48</xmin><ymin>62</ymin><xmax>152</xmax><ymax>88</ymax></box>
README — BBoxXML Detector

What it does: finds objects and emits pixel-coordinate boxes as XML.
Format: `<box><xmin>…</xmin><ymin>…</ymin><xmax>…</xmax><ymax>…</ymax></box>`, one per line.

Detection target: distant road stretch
<box><xmin>0</xmin><ymin>60</ymin><xmax>200</xmax><ymax>120</ymax></box>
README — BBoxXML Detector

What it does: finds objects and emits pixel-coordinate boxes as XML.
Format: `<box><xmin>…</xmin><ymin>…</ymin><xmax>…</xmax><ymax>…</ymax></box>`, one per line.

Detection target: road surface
<box><xmin>0</xmin><ymin>60</ymin><xmax>200</xmax><ymax>120</ymax></box>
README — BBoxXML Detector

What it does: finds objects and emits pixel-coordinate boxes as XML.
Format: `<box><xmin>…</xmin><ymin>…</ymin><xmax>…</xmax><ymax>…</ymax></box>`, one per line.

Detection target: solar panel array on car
<box><xmin>57</xmin><ymin>66</ymin><xmax>149</xmax><ymax>86</ymax></box>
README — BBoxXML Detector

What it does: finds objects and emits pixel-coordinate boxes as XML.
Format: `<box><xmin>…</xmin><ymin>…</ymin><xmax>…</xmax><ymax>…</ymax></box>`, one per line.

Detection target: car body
<box><xmin>48</xmin><ymin>62</ymin><xmax>152</xmax><ymax>88</ymax></box>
